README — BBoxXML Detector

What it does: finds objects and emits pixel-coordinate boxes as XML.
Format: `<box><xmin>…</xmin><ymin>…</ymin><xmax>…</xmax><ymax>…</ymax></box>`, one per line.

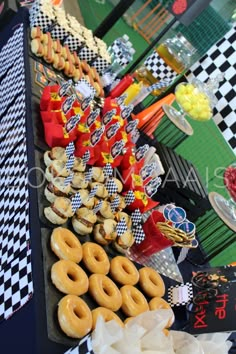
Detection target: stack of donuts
<box><xmin>43</xmin><ymin>147</ymin><xmax>135</xmax><ymax>253</ymax></box>
<box><xmin>50</xmin><ymin>227</ymin><xmax>174</xmax><ymax>339</ymax></box>
<box><xmin>31</xmin><ymin>27</ymin><xmax>104</xmax><ymax>97</ymax></box>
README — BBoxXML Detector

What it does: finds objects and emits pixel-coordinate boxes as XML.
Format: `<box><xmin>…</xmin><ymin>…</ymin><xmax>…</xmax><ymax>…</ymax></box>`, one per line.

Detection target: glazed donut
<box><xmin>109</xmin><ymin>256</ymin><xmax>139</xmax><ymax>285</ymax></box>
<box><xmin>139</xmin><ymin>267</ymin><xmax>165</xmax><ymax>298</ymax></box>
<box><xmin>58</xmin><ymin>295</ymin><xmax>92</xmax><ymax>338</ymax></box>
<box><xmin>89</xmin><ymin>274</ymin><xmax>122</xmax><ymax>311</ymax></box>
<box><xmin>120</xmin><ymin>285</ymin><xmax>149</xmax><ymax>317</ymax></box>
<box><xmin>91</xmin><ymin>307</ymin><xmax>124</xmax><ymax>329</ymax></box>
<box><xmin>51</xmin><ymin>260</ymin><xmax>88</xmax><ymax>295</ymax></box>
<box><xmin>149</xmin><ymin>297</ymin><xmax>171</xmax><ymax>311</ymax></box>
<box><xmin>149</xmin><ymin>297</ymin><xmax>174</xmax><ymax>327</ymax></box>
<box><xmin>124</xmin><ymin>317</ymin><xmax>134</xmax><ymax>325</ymax></box>
<box><xmin>82</xmin><ymin>242</ymin><xmax>110</xmax><ymax>275</ymax></box>
<box><xmin>50</xmin><ymin>227</ymin><xmax>83</xmax><ymax>263</ymax></box>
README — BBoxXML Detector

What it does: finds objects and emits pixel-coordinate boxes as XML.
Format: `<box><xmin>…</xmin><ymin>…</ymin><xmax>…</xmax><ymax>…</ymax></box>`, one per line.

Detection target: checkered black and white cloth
<box><xmin>0</xmin><ymin>248</ymin><xmax>33</xmax><ymax>322</ymax></box>
<box><xmin>64</xmin><ymin>334</ymin><xmax>94</xmax><ymax>354</ymax></box>
<box><xmin>187</xmin><ymin>25</ymin><xmax>236</xmax><ymax>153</ymax></box>
<box><xmin>144</xmin><ymin>52</ymin><xmax>177</xmax><ymax>81</ymax></box>
<box><xmin>0</xmin><ymin>141</ymin><xmax>29</xmax><ymax>271</ymax></box>
<box><xmin>0</xmin><ymin>26</ymin><xmax>24</xmax><ymax>77</ymax></box>
<box><xmin>0</xmin><ymin>93</ymin><xmax>25</xmax><ymax>140</ymax></box>
<box><xmin>0</xmin><ymin>22</ymin><xmax>33</xmax><ymax>322</ymax></box>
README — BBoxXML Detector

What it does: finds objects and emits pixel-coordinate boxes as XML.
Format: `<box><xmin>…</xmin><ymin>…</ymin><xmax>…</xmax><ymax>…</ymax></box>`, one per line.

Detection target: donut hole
<box><xmin>131</xmin><ymin>293</ymin><xmax>140</xmax><ymax>305</ymax></box>
<box><xmin>65</xmin><ymin>238</ymin><xmax>75</xmax><ymax>248</ymax></box>
<box><xmin>149</xmin><ymin>274</ymin><xmax>159</xmax><ymax>286</ymax></box>
<box><xmin>94</xmin><ymin>252</ymin><xmax>103</xmax><ymax>262</ymax></box>
<box><xmin>73</xmin><ymin>307</ymin><xmax>84</xmax><ymax>319</ymax></box>
<box><xmin>103</xmin><ymin>285</ymin><xmax>113</xmax><ymax>297</ymax></box>
<box><xmin>67</xmin><ymin>271</ymin><xmax>77</xmax><ymax>281</ymax></box>
<box><xmin>122</xmin><ymin>263</ymin><xmax>132</xmax><ymax>274</ymax></box>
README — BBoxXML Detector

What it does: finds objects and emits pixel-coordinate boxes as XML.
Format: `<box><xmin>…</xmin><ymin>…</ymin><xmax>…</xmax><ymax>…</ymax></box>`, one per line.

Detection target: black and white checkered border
<box><xmin>0</xmin><ymin>127</ymin><xmax>26</xmax><ymax>165</ymax></box>
<box><xmin>0</xmin><ymin>248</ymin><xmax>33</xmax><ymax>322</ymax></box>
<box><xmin>0</xmin><ymin>93</ymin><xmax>26</xmax><ymax>140</ymax></box>
<box><xmin>50</xmin><ymin>25</ymin><xmax>70</xmax><ymax>42</ymax></box>
<box><xmin>144</xmin><ymin>51</ymin><xmax>177</xmax><ymax>80</ymax></box>
<box><xmin>187</xmin><ymin>25</ymin><xmax>236</xmax><ymax>153</ymax></box>
<box><xmin>91</xmin><ymin>56</ymin><xmax>110</xmax><ymax>75</ymax></box>
<box><xmin>0</xmin><ymin>25</ymin><xmax>24</xmax><ymax>68</ymax></box>
<box><xmin>78</xmin><ymin>46</ymin><xmax>98</xmax><ymax>63</ymax></box>
<box><xmin>168</xmin><ymin>283</ymin><xmax>193</xmax><ymax>307</ymax></box>
<box><xmin>30</xmin><ymin>11</ymin><xmax>55</xmax><ymax>32</ymax></box>
<box><xmin>0</xmin><ymin>139</ymin><xmax>28</xmax><ymax>189</ymax></box>
<box><xmin>64</xmin><ymin>334</ymin><xmax>94</xmax><ymax>354</ymax></box>
<box><xmin>0</xmin><ymin>59</ymin><xmax>25</xmax><ymax>95</ymax></box>
<box><xmin>64</xmin><ymin>35</ymin><xmax>85</xmax><ymax>52</ymax></box>
<box><xmin>0</xmin><ymin>176</ymin><xmax>30</xmax><ymax>271</ymax></box>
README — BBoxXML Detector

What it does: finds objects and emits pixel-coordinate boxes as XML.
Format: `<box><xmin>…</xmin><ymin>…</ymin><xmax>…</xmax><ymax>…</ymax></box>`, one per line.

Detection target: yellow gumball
<box><xmin>182</xmin><ymin>102</ymin><xmax>192</xmax><ymax>112</ymax></box>
<box><xmin>185</xmin><ymin>84</ymin><xmax>195</xmax><ymax>94</ymax></box>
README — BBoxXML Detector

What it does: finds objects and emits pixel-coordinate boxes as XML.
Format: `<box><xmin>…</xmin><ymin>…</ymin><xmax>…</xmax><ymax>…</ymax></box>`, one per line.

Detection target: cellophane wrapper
<box><xmin>91</xmin><ymin>310</ymin><xmax>232</xmax><ymax>354</ymax></box>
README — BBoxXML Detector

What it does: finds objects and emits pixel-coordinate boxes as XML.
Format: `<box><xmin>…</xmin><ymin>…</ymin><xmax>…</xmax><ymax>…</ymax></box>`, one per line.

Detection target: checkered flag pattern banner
<box><xmin>168</xmin><ymin>283</ymin><xmax>193</xmax><ymax>307</ymax></box>
<box><xmin>131</xmin><ymin>209</ymin><xmax>142</xmax><ymax>226</ymax></box>
<box><xmin>0</xmin><ymin>248</ymin><xmax>33</xmax><ymax>322</ymax></box>
<box><xmin>30</xmin><ymin>3</ymin><xmax>55</xmax><ymax>32</ymax></box>
<box><xmin>90</xmin><ymin>56</ymin><xmax>111</xmax><ymax>75</ymax></box>
<box><xmin>144</xmin><ymin>51</ymin><xmax>177</xmax><ymax>81</ymax></box>
<box><xmin>0</xmin><ymin>175</ymin><xmax>30</xmax><ymax>271</ymax></box>
<box><xmin>64</xmin><ymin>334</ymin><xmax>94</xmax><ymax>354</ymax></box>
<box><xmin>133</xmin><ymin>224</ymin><xmax>145</xmax><ymax>244</ymax></box>
<box><xmin>110</xmin><ymin>195</ymin><xmax>120</xmax><ymax>213</ymax></box>
<box><xmin>65</xmin><ymin>142</ymin><xmax>75</xmax><ymax>158</ymax></box>
<box><xmin>66</xmin><ymin>156</ymin><xmax>75</xmax><ymax>172</ymax></box>
<box><xmin>78</xmin><ymin>46</ymin><xmax>98</xmax><ymax>63</ymax></box>
<box><xmin>0</xmin><ymin>93</ymin><xmax>25</xmax><ymax>140</ymax></box>
<box><xmin>64</xmin><ymin>35</ymin><xmax>85</xmax><ymax>52</ymax></box>
<box><xmin>0</xmin><ymin>70</ymin><xmax>25</xmax><ymax>109</ymax></box>
<box><xmin>0</xmin><ymin>123</ymin><xmax>26</xmax><ymax>166</ymax></box>
<box><xmin>0</xmin><ymin>140</ymin><xmax>28</xmax><ymax>190</ymax></box>
<box><xmin>124</xmin><ymin>190</ymin><xmax>135</xmax><ymax>206</ymax></box>
<box><xmin>88</xmin><ymin>185</ymin><xmax>98</xmax><ymax>199</ymax></box>
<box><xmin>187</xmin><ymin>25</ymin><xmax>236</xmax><ymax>153</ymax></box>
<box><xmin>64</xmin><ymin>173</ymin><xmax>74</xmax><ymax>186</ymax></box>
<box><xmin>105</xmin><ymin>178</ymin><xmax>118</xmax><ymax>196</ymax></box>
<box><xmin>71</xmin><ymin>193</ymin><xmax>82</xmax><ymax>212</ymax></box>
<box><xmin>0</xmin><ymin>17</ymin><xmax>34</xmax><ymax>322</ymax></box>
<box><xmin>82</xmin><ymin>151</ymin><xmax>90</xmax><ymax>165</ymax></box>
<box><xmin>116</xmin><ymin>218</ymin><xmax>128</xmax><ymax>237</ymax></box>
<box><xmin>93</xmin><ymin>200</ymin><xmax>103</xmax><ymax>215</ymax></box>
<box><xmin>85</xmin><ymin>168</ymin><xmax>93</xmax><ymax>182</ymax></box>
<box><xmin>0</xmin><ymin>25</ymin><xmax>24</xmax><ymax>70</ymax></box>
<box><xmin>103</xmin><ymin>163</ymin><xmax>113</xmax><ymax>178</ymax></box>
<box><xmin>0</xmin><ymin>49</ymin><xmax>23</xmax><ymax>79</ymax></box>
<box><xmin>50</xmin><ymin>24</ymin><xmax>70</xmax><ymax>42</ymax></box>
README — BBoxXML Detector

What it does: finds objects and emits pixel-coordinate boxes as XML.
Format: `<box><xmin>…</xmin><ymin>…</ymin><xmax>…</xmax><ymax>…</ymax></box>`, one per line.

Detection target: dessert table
<box><xmin>0</xmin><ymin>5</ymin><xmax>235</xmax><ymax>354</ymax></box>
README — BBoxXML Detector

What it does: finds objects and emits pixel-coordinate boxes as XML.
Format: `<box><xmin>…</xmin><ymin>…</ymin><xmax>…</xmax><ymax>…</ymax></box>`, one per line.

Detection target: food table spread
<box><xmin>0</xmin><ymin>5</ymin><xmax>235</xmax><ymax>354</ymax></box>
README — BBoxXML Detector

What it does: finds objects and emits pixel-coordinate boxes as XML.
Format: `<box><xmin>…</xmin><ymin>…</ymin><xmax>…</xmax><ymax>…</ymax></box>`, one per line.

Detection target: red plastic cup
<box><xmin>129</xmin><ymin>211</ymin><xmax>174</xmax><ymax>257</ymax></box>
